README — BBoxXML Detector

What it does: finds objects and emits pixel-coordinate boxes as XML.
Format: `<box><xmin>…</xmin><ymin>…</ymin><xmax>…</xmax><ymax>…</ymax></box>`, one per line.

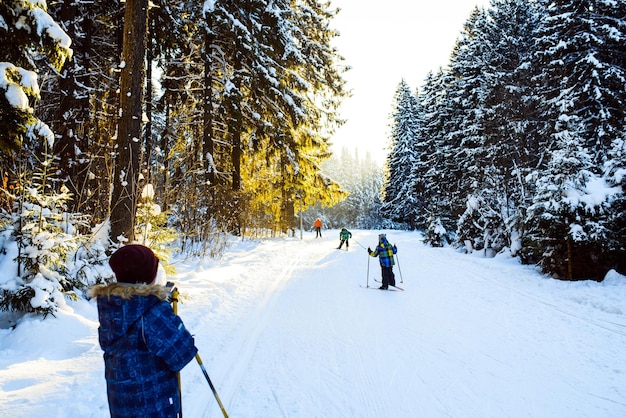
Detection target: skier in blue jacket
<box><xmin>368</xmin><ymin>234</ymin><xmax>398</xmax><ymax>289</ymax></box>
<box><xmin>90</xmin><ymin>244</ymin><xmax>198</xmax><ymax>418</ymax></box>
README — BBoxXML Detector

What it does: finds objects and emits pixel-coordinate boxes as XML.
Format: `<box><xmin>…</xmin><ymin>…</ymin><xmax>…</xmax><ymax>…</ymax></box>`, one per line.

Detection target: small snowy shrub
<box><xmin>1</xmin><ymin>184</ymin><xmax>77</xmax><ymax>317</ymax></box>
<box><xmin>135</xmin><ymin>183</ymin><xmax>178</xmax><ymax>276</ymax></box>
<box><xmin>0</xmin><ymin>160</ymin><xmax>109</xmax><ymax>317</ymax></box>
<box><xmin>423</xmin><ymin>216</ymin><xmax>449</xmax><ymax>247</ymax></box>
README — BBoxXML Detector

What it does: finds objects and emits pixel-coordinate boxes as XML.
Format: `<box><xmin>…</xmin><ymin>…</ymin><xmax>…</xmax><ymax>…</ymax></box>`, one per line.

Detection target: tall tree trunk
<box><xmin>566</xmin><ymin>235</ymin><xmax>573</xmax><ymax>280</ymax></box>
<box><xmin>230</xmin><ymin>3</ymin><xmax>245</xmax><ymax>194</ymax></box>
<box><xmin>161</xmin><ymin>102</ymin><xmax>171</xmax><ymax>210</ymax></box>
<box><xmin>54</xmin><ymin>0</ymin><xmax>77</xmax><ymax>199</ymax></box>
<box><xmin>144</xmin><ymin>16</ymin><xmax>153</xmax><ymax>184</ymax></box>
<box><xmin>202</xmin><ymin>22</ymin><xmax>215</xmax><ymax>193</ymax></box>
<box><xmin>230</xmin><ymin>76</ymin><xmax>242</xmax><ymax>192</ymax></box>
<box><xmin>109</xmin><ymin>0</ymin><xmax>149</xmax><ymax>244</ymax></box>
<box><xmin>55</xmin><ymin>0</ymin><xmax>91</xmax><ymax>213</ymax></box>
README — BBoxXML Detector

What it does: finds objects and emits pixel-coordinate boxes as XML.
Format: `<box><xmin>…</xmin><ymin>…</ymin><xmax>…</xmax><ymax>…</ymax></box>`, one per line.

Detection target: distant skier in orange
<box><xmin>314</xmin><ymin>218</ymin><xmax>323</xmax><ymax>238</ymax></box>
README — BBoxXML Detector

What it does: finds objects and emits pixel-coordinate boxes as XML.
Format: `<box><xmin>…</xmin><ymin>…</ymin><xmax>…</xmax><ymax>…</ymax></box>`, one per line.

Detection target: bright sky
<box><xmin>330</xmin><ymin>0</ymin><xmax>492</xmax><ymax>164</ymax></box>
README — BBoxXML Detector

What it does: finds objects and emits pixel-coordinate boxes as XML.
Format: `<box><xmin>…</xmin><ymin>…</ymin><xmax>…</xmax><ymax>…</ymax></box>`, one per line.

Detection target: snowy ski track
<box><xmin>171</xmin><ymin>230</ymin><xmax>626</xmax><ymax>418</ymax></box>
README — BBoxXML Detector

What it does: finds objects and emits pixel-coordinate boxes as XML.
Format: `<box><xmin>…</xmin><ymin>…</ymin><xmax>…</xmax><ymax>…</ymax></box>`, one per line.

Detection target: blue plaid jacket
<box><xmin>369</xmin><ymin>237</ymin><xmax>397</xmax><ymax>267</ymax></box>
<box><xmin>91</xmin><ymin>283</ymin><xmax>197</xmax><ymax>418</ymax></box>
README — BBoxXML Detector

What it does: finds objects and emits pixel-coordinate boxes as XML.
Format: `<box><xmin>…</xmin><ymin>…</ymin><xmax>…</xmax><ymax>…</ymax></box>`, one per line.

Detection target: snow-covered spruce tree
<box><xmin>318</xmin><ymin>148</ymin><xmax>384</xmax><ymax>229</ymax></box>
<box><xmin>446</xmin><ymin>4</ymin><xmax>535</xmax><ymax>254</ymax></box>
<box><xmin>141</xmin><ymin>1</ymin><xmax>215</xmax><ymax>250</ymax></box>
<box><xmin>455</xmin><ymin>0</ymin><xmax>543</xmax><ymax>255</ymax></box>
<box><xmin>523</xmin><ymin>0</ymin><xmax>626</xmax><ymax>279</ymax></box>
<box><xmin>443</xmin><ymin>7</ymin><xmax>492</xmax><ymax>224</ymax></box>
<box><xmin>480</xmin><ymin>0</ymin><xmax>543</xmax><ymax>255</ymax></box>
<box><xmin>263</xmin><ymin>0</ymin><xmax>349</xmax><ymax>232</ymax></box>
<box><xmin>597</xmin><ymin>0</ymin><xmax>626</xmax><ymax>276</ymax></box>
<box><xmin>416</xmin><ymin>3</ymin><xmax>538</xmax><ymax>249</ymax></box>
<box><xmin>109</xmin><ymin>0</ymin><xmax>149</xmax><ymax>244</ymax></box>
<box><xmin>201</xmin><ymin>0</ymin><xmax>347</xmax><ymax>236</ymax></box>
<box><xmin>523</xmin><ymin>138</ymin><xmax>619</xmax><ymax>280</ymax></box>
<box><xmin>1</xmin><ymin>149</ymin><xmax>82</xmax><ymax>317</ymax></box>
<box><xmin>42</xmin><ymin>1</ymin><xmax>123</xmax><ymax>218</ymax></box>
<box><xmin>0</xmin><ymin>0</ymin><xmax>72</xmax><ymax>205</ymax></box>
<box><xmin>424</xmin><ymin>215</ymin><xmax>449</xmax><ymax>248</ymax></box>
<box><xmin>354</xmin><ymin>152</ymin><xmax>385</xmax><ymax>229</ymax></box>
<box><xmin>418</xmin><ymin>69</ymin><xmax>459</xmax><ymax>244</ymax></box>
<box><xmin>0</xmin><ymin>1</ymin><xmax>90</xmax><ymax>316</ymax></box>
<box><xmin>411</xmin><ymin>71</ymin><xmax>440</xmax><ymax>231</ymax></box>
<box><xmin>135</xmin><ymin>183</ymin><xmax>177</xmax><ymax>275</ymax></box>
<box><xmin>456</xmin><ymin>191</ymin><xmax>509</xmax><ymax>255</ymax></box>
<box><xmin>415</xmin><ymin>7</ymin><xmax>501</xmax><ymax>249</ymax></box>
<box><xmin>447</xmin><ymin>7</ymin><xmax>496</xmax><ymax>252</ymax></box>
<box><xmin>605</xmin><ymin>146</ymin><xmax>626</xmax><ymax>276</ymax></box>
<box><xmin>0</xmin><ymin>0</ymin><xmax>72</xmax><ymax>159</ymax></box>
<box><xmin>381</xmin><ymin>80</ymin><xmax>420</xmax><ymax>229</ymax></box>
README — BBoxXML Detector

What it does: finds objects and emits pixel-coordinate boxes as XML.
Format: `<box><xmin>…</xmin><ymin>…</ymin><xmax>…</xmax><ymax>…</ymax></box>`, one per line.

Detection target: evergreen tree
<box><xmin>595</xmin><ymin>0</ymin><xmax>626</xmax><ymax>276</ymax></box>
<box><xmin>357</xmin><ymin>152</ymin><xmax>385</xmax><ymax>229</ymax></box>
<box><xmin>43</xmin><ymin>1</ymin><xmax>122</xmax><ymax>215</ymax></box>
<box><xmin>417</xmin><ymin>69</ymin><xmax>457</xmax><ymax>245</ymax></box>
<box><xmin>2</xmin><ymin>151</ymin><xmax>78</xmax><ymax>316</ymax></box>
<box><xmin>524</xmin><ymin>136</ymin><xmax>616</xmax><ymax>279</ymax></box>
<box><xmin>0</xmin><ymin>0</ymin><xmax>93</xmax><ymax>316</ymax></box>
<box><xmin>315</xmin><ymin>148</ymin><xmax>384</xmax><ymax>229</ymax></box>
<box><xmin>605</xmin><ymin>136</ymin><xmax>626</xmax><ymax>275</ymax></box>
<box><xmin>455</xmin><ymin>0</ymin><xmax>543</xmax><ymax>254</ymax></box>
<box><xmin>381</xmin><ymin>79</ymin><xmax>419</xmax><ymax>227</ymax></box>
<box><xmin>445</xmin><ymin>6</ymin><xmax>505</xmax><ymax>252</ymax></box>
<box><xmin>202</xmin><ymin>0</ymin><xmax>347</xmax><ymax>234</ymax></box>
<box><xmin>39</xmin><ymin>1</ymin><xmax>124</xmax><ymax>227</ymax></box>
<box><xmin>0</xmin><ymin>0</ymin><xmax>72</xmax><ymax>164</ymax></box>
<box><xmin>109</xmin><ymin>0</ymin><xmax>149</xmax><ymax>244</ymax></box>
<box><xmin>524</xmin><ymin>0</ymin><xmax>626</xmax><ymax>279</ymax></box>
<box><xmin>480</xmin><ymin>0</ymin><xmax>543</xmax><ymax>254</ymax></box>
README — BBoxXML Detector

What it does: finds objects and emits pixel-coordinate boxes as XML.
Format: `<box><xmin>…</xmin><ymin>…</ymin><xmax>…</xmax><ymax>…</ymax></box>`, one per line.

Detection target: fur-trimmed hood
<box><xmin>91</xmin><ymin>283</ymin><xmax>173</xmax><ymax>351</ymax></box>
<box><xmin>89</xmin><ymin>282</ymin><xmax>171</xmax><ymax>301</ymax></box>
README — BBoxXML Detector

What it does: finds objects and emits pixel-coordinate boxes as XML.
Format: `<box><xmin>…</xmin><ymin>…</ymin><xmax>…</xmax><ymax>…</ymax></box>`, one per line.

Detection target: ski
<box><xmin>373</xmin><ymin>280</ymin><xmax>404</xmax><ymax>291</ymax></box>
<box><xmin>359</xmin><ymin>285</ymin><xmax>401</xmax><ymax>292</ymax></box>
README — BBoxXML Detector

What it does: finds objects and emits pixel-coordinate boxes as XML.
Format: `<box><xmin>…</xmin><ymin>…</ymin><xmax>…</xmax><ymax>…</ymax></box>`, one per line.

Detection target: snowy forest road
<box><xmin>2</xmin><ymin>230</ymin><xmax>624</xmax><ymax>418</ymax></box>
<box><xmin>174</xmin><ymin>230</ymin><xmax>626</xmax><ymax>418</ymax></box>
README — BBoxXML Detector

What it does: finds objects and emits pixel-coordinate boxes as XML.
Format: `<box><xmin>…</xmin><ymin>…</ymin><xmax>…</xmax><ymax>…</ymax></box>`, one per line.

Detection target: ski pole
<box><xmin>196</xmin><ymin>353</ymin><xmax>229</xmax><ymax>418</ymax></box>
<box><xmin>170</xmin><ymin>285</ymin><xmax>184</xmax><ymax>417</ymax></box>
<box><xmin>395</xmin><ymin>252</ymin><xmax>404</xmax><ymax>283</ymax></box>
<box><xmin>366</xmin><ymin>250</ymin><xmax>370</xmax><ymax>288</ymax></box>
<box><xmin>352</xmin><ymin>239</ymin><xmax>367</xmax><ymax>250</ymax></box>
<box><xmin>171</xmin><ymin>283</ymin><xmax>229</xmax><ymax>418</ymax></box>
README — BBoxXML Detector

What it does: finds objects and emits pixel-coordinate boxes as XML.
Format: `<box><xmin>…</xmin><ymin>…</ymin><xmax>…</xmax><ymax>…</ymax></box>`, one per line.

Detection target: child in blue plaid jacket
<box><xmin>91</xmin><ymin>245</ymin><xmax>198</xmax><ymax>417</ymax></box>
<box><xmin>368</xmin><ymin>234</ymin><xmax>398</xmax><ymax>289</ymax></box>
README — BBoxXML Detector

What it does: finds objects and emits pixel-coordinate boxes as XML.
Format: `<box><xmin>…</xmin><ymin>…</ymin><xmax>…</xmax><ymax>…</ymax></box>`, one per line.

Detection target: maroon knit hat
<box><xmin>109</xmin><ymin>244</ymin><xmax>159</xmax><ymax>284</ymax></box>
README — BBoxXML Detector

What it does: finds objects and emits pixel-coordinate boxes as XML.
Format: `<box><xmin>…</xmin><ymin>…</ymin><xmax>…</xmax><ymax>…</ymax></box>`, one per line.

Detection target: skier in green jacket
<box><xmin>337</xmin><ymin>227</ymin><xmax>352</xmax><ymax>250</ymax></box>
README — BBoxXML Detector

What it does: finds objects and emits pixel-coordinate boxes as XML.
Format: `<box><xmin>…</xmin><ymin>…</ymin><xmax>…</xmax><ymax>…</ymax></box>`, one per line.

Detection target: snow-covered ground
<box><xmin>1</xmin><ymin>230</ymin><xmax>625</xmax><ymax>417</ymax></box>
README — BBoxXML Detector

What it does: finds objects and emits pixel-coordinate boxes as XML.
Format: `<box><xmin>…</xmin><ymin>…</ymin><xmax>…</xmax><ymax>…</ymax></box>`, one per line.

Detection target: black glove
<box><xmin>367</xmin><ymin>247</ymin><xmax>371</xmax><ymax>253</ymax></box>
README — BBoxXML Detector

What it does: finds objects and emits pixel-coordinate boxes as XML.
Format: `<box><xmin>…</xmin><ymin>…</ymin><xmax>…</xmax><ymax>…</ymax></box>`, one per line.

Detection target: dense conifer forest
<box><xmin>0</xmin><ymin>0</ymin><xmax>624</xmax><ymax>317</ymax></box>
<box><xmin>382</xmin><ymin>0</ymin><xmax>626</xmax><ymax>281</ymax></box>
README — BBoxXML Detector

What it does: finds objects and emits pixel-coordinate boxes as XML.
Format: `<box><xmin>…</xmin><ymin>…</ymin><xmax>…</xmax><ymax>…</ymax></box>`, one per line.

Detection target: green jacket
<box><xmin>339</xmin><ymin>228</ymin><xmax>352</xmax><ymax>240</ymax></box>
